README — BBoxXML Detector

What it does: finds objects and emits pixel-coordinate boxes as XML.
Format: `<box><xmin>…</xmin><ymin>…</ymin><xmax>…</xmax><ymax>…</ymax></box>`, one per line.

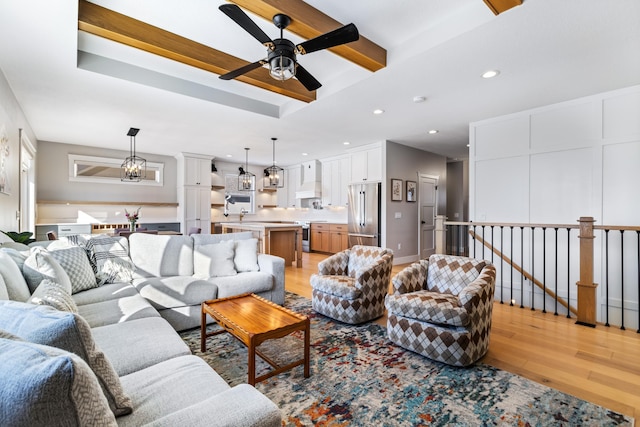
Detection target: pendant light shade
<box><xmin>263</xmin><ymin>137</ymin><xmax>285</xmax><ymax>189</ymax></box>
<box><xmin>238</xmin><ymin>147</ymin><xmax>255</xmax><ymax>191</ymax></box>
<box><xmin>121</xmin><ymin>127</ymin><xmax>146</xmax><ymax>182</ymax></box>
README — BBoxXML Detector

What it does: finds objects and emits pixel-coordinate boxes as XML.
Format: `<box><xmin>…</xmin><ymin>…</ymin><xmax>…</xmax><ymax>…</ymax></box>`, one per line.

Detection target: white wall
<box><xmin>470</xmin><ymin>85</ymin><xmax>640</xmax><ymax>328</ymax></box>
<box><xmin>0</xmin><ymin>69</ymin><xmax>37</xmax><ymax>233</ymax></box>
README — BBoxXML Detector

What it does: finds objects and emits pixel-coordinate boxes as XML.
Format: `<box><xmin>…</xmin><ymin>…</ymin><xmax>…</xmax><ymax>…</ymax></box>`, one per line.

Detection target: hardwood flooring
<box><xmin>285</xmin><ymin>252</ymin><xmax>640</xmax><ymax>419</ymax></box>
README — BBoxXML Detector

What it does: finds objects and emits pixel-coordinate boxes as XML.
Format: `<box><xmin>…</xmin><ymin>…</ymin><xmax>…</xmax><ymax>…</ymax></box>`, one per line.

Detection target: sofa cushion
<box><xmin>117</xmin><ymin>355</ymin><xmax>231</xmax><ymax>427</ymax></box>
<box><xmin>212</xmin><ymin>271</ymin><xmax>274</xmax><ymax>299</ymax></box>
<box><xmin>0</xmin><ymin>301</ymin><xmax>133</xmax><ymax>417</ymax></box>
<box><xmin>1</xmin><ymin>246</ymin><xmax>29</xmax><ymax>270</ymax></box>
<box><xmin>28</xmin><ymin>278</ymin><xmax>79</xmax><ymax>313</ymax></box>
<box><xmin>0</xmin><ymin>250</ymin><xmax>31</xmax><ymax>301</ymax></box>
<box><xmin>129</xmin><ymin>233</ymin><xmax>194</xmax><ymax>277</ymax></box>
<box><xmin>347</xmin><ymin>246</ymin><xmax>389</xmax><ymax>278</ymax></box>
<box><xmin>76</xmin><ymin>294</ymin><xmax>160</xmax><ymax>328</ymax></box>
<box><xmin>72</xmin><ymin>282</ymin><xmax>139</xmax><ymax>306</ymax></box>
<box><xmin>91</xmin><ymin>317</ymin><xmax>191</xmax><ymax>376</ymax></box>
<box><xmin>234</xmin><ymin>238</ymin><xmax>260</xmax><ymax>272</ymax></box>
<box><xmin>385</xmin><ymin>290</ymin><xmax>469</xmax><ymax>327</ymax></box>
<box><xmin>133</xmin><ymin>276</ymin><xmax>218</xmax><ymax>309</ymax></box>
<box><xmin>194</xmin><ymin>240</ymin><xmax>237</xmax><ymax>278</ymax></box>
<box><xmin>426</xmin><ymin>255</ymin><xmax>487</xmax><ymax>295</ymax></box>
<box><xmin>0</xmin><ymin>331</ymin><xmax>117</xmax><ymax>427</ymax></box>
<box><xmin>310</xmin><ymin>275</ymin><xmax>361</xmax><ymax>299</ymax></box>
<box><xmin>0</xmin><ymin>274</ymin><xmax>8</xmax><ymax>300</ymax></box>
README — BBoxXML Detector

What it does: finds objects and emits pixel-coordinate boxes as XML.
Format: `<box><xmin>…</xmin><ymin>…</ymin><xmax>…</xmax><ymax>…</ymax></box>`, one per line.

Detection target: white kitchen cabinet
<box><xmin>322</xmin><ymin>156</ymin><xmax>350</xmax><ymax>206</ymax></box>
<box><xmin>277</xmin><ymin>165</ymin><xmax>301</xmax><ymax>208</ymax></box>
<box><xmin>177</xmin><ymin>153</ymin><xmax>211</xmax><ymax>187</ymax></box>
<box><xmin>181</xmin><ymin>186</ymin><xmax>211</xmax><ymax>233</ymax></box>
<box><xmin>350</xmin><ymin>147</ymin><xmax>382</xmax><ymax>182</ymax></box>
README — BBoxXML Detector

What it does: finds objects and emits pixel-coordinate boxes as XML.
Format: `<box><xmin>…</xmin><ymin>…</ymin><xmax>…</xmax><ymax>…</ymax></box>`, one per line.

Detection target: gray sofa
<box><xmin>0</xmin><ymin>231</ymin><xmax>284</xmax><ymax>426</ymax></box>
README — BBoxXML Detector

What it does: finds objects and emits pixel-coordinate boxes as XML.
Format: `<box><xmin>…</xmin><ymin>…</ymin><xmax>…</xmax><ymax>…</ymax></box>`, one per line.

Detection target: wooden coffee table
<box><xmin>200</xmin><ymin>293</ymin><xmax>310</xmax><ymax>385</ymax></box>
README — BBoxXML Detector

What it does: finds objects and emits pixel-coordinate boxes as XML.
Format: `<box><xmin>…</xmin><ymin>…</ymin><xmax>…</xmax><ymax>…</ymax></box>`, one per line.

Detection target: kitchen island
<box><xmin>221</xmin><ymin>222</ymin><xmax>303</xmax><ymax>267</ymax></box>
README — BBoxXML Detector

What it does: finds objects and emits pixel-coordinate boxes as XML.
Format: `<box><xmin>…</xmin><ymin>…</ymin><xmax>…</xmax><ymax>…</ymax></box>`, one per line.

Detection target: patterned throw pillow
<box><xmin>84</xmin><ymin>235</ymin><xmax>135</xmax><ymax>285</ymax></box>
<box><xmin>28</xmin><ymin>279</ymin><xmax>79</xmax><ymax>313</ymax></box>
<box><xmin>23</xmin><ymin>247</ymin><xmax>75</xmax><ymax>294</ymax></box>
<box><xmin>0</xmin><ymin>301</ymin><xmax>133</xmax><ymax>417</ymax></box>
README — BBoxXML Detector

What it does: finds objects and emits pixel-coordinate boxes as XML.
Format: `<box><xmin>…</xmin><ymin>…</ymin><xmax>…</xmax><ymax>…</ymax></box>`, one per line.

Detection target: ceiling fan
<box><xmin>218</xmin><ymin>4</ymin><xmax>359</xmax><ymax>92</ymax></box>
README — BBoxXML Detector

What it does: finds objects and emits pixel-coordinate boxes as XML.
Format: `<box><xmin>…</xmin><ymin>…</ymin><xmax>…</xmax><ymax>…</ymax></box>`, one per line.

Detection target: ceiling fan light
<box><xmin>269</xmin><ymin>55</ymin><xmax>295</xmax><ymax>81</ymax></box>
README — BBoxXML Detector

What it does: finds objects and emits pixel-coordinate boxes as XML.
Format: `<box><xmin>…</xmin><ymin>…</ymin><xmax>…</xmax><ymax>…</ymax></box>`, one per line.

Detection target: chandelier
<box><xmin>121</xmin><ymin>127</ymin><xmax>146</xmax><ymax>182</ymax></box>
<box><xmin>238</xmin><ymin>147</ymin><xmax>255</xmax><ymax>191</ymax></box>
<box><xmin>263</xmin><ymin>137</ymin><xmax>284</xmax><ymax>189</ymax></box>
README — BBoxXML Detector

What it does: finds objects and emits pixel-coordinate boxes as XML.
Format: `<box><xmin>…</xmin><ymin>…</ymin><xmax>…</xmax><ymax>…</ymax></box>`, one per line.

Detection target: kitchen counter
<box><xmin>221</xmin><ymin>222</ymin><xmax>303</xmax><ymax>267</ymax></box>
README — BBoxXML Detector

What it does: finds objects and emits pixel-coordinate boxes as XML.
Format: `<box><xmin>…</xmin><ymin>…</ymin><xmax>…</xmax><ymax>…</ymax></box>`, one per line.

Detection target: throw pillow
<box><xmin>84</xmin><ymin>235</ymin><xmax>135</xmax><ymax>285</ymax></box>
<box><xmin>193</xmin><ymin>240</ymin><xmax>237</xmax><ymax>278</ymax></box>
<box><xmin>0</xmin><ymin>301</ymin><xmax>133</xmax><ymax>417</ymax></box>
<box><xmin>0</xmin><ymin>274</ymin><xmax>9</xmax><ymax>300</ymax></box>
<box><xmin>234</xmin><ymin>238</ymin><xmax>260</xmax><ymax>272</ymax></box>
<box><xmin>0</xmin><ymin>250</ymin><xmax>32</xmax><ymax>302</ymax></box>
<box><xmin>28</xmin><ymin>278</ymin><xmax>79</xmax><ymax>313</ymax></box>
<box><xmin>23</xmin><ymin>247</ymin><xmax>76</xmax><ymax>294</ymax></box>
<box><xmin>0</xmin><ymin>331</ymin><xmax>117</xmax><ymax>426</ymax></box>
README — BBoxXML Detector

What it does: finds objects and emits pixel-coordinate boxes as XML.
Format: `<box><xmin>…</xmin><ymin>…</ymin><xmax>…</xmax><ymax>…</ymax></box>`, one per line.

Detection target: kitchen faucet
<box><xmin>239</xmin><ymin>208</ymin><xmax>248</xmax><ymax>222</ymax></box>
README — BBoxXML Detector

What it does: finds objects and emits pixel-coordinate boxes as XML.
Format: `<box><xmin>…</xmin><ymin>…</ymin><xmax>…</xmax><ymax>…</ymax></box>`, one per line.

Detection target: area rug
<box><xmin>180</xmin><ymin>293</ymin><xmax>633</xmax><ymax>426</ymax></box>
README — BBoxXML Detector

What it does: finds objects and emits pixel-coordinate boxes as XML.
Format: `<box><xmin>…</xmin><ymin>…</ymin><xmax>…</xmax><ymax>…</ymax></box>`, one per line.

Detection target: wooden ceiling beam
<box><xmin>228</xmin><ymin>0</ymin><xmax>386</xmax><ymax>72</ymax></box>
<box><xmin>482</xmin><ymin>0</ymin><xmax>523</xmax><ymax>15</ymax></box>
<box><xmin>77</xmin><ymin>0</ymin><xmax>315</xmax><ymax>103</ymax></box>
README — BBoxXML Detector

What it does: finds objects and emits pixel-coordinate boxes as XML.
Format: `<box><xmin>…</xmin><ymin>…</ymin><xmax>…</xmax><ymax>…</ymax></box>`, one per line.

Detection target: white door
<box><xmin>20</xmin><ymin>135</ymin><xmax>36</xmax><ymax>233</ymax></box>
<box><xmin>420</xmin><ymin>175</ymin><xmax>438</xmax><ymax>259</ymax></box>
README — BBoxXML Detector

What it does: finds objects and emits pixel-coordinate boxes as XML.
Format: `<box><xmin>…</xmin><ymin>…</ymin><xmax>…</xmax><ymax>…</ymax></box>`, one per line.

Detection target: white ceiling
<box><xmin>0</xmin><ymin>0</ymin><xmax>639</xmax><ymax>167</ymax></box>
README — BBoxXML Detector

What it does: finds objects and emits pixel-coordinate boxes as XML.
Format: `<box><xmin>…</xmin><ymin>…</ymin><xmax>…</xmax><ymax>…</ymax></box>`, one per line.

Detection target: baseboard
<box><xmin>393</xmin><ymin>254</ymin><xmax>420</xmax><ymax>265</ymax></box>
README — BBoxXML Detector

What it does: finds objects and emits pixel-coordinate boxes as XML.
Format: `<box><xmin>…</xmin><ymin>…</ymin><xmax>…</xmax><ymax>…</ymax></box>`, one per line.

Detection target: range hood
<box><xmin>295</xmin><ymin>160</ymin><xmax>322</xmax><ymax>199</ymax></box>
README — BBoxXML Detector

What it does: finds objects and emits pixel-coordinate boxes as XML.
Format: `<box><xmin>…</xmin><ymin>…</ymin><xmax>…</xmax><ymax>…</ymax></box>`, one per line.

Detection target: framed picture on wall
<box><xmin>391</xmin><ymin>178</ymin><xmax>402</xmax><ymax>201</ymax></box>
<box><xmin>406</xmin><ymin>181</ymin><xmax>416</xmax><ymax>202</ymax></box>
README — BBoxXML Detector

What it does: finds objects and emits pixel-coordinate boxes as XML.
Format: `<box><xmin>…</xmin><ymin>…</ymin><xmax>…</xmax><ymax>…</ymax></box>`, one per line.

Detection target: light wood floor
<box><xmin>286</xmin><ymin>252</ymin><xmax>640</xmax><ymax>419</ymax></box>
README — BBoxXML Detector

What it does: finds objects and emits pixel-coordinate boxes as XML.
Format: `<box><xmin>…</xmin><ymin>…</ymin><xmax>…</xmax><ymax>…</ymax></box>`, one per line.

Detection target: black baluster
<box><xmin>490</xmin><ymin>226</ymin><xmax>495</xmax><ymax>265</ymax></box>
<box><xmin>482</xmin><ymin>225</ymin><xmax>486</xmax><ymax>259</ymax></box>
<box><xmin>510</xmin><ymin>226</ymin><xmax>514</xmax><ymax>306</ymax></box>
<box><xmin>554</xmin><ymin>227</ymin><xmax>559</xmax><ymax>316</ymax></box>
<box><xmin>531</xmin><ymin>227</ymin><xmax>535</xmax><ymax>311</ymax></box>
<box><xmin>605</xmin><ymin>229</ymin><xmax>610</xmax><ymax>327</ymax></box>
<box><xmin>567</xmin><ymin>227</ymin><xmax>571</xmax><ymax>319</ymax></box>
<box><xmin>520</xmin><ymin>226</ymin><xmax>524</xmax><ymax>309</ymax></box>
<box><xmin>620</xmin><ymin>230</ymin><xmax>625</xmax><ymax>331</ymax></box>
<box><xmin>542</xmin><ymin>227</ymin><xmax>547</xmax><ymax>314</ymax></box>
<box><xmin>500</xmin><ymin>226</ymin><xmax>504</xmax><ymax>304</ymax></box>
<box><xmin>473</xmin><ymin>224</ymin><xmax>477</xmax><ymax>258</ymax></box>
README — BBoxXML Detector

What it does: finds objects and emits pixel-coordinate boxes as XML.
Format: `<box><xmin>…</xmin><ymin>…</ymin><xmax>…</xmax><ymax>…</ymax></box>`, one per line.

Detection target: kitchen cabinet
<box><xmin>35</xmin><ymin>224</ymin><xmax>91</xmax><ymax>241</ymax></box>
<box><xmin>177</xmin><ymin>154</ymin><xmax>211</xmax><ymax>187</ymax></box>
<box><xmin>311</xmin><ymin>223</ymin><xmax>348</xmax><ymax>253</ymax></box>
<box><xmin>321</xmin><ymin>156</ymin><xmax>350</xmax><ymax>206</ymax></box>
<box><xmin>350</xmin><ymin>147</ymin><xmax>382</xmax><ymax>182</ymax></box>
<box><xmin>277</xmin><ymin>165</ymin><xmax>301</xmax><ymax>208</ymax></box>
<box><xmin>181</xmin><ymin>186</ymin><xmax>211</xmax><ymax>233</ymax></box>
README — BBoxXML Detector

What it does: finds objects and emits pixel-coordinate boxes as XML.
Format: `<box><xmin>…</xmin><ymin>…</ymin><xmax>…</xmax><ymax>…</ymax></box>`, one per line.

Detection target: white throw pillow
<box><xmin>28</xmin><ymin>278</ymin><xmax>79</xmax><ymax>313</ymax></box>
<box><xmin>234</xmin><ymin>238</ymin><xmax>260</xmax><ymax>272</ymax></box>
<box><xmin>193</xmin><ymin>241</ymin><xmax>237</xmax><ymax>278</ymax></box>
<box><xmin>0</xmin><ymin>251</ymin><xmax>31</xmax><ymax>302</ymax></box>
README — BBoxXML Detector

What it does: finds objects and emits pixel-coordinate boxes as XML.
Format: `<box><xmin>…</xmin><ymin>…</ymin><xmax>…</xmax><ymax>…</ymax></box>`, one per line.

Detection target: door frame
<box><xmin>418</xmin><ymin>173</ymin><xmax>439</xmax><ymax>259</ymax></box>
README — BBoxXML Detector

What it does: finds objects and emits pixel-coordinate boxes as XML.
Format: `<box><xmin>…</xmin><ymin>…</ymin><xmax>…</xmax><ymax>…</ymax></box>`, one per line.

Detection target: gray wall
<box><xmin>37</xmin><ymin>141</ymin><xmax>177</xmax><ymax>203</ymax></box>
<box><xmin>446</xmin><ymin>160</ymin><xmax>468</xmax><ymax>222</ymax></box>
<box><xmin>385</xmin><ymin>141</ymin><xmax>447</xmax><ymax>262</ymax></box>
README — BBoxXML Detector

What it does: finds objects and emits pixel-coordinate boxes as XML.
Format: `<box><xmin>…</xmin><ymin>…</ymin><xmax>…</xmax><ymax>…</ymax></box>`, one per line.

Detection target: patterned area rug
<box><xmin>180</xmin><ymin>293</ymin><xmax>633</xmax><ymax>426</ymax></box>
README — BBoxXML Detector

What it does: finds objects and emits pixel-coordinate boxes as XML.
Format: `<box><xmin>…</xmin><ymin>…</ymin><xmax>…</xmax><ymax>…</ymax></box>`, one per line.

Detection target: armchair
<box><xmin>385</xmin><ymin>254</ymin><xmax>496</xmax><ymax>366</ymax></box>
<box><xmin>310</xmin><ymin>245</ymin><xmax>393</xmax><ymax>324</ymax></box>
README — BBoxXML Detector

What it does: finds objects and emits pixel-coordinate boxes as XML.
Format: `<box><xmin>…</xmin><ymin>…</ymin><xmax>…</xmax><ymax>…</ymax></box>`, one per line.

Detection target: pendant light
<box><xmin>238</xmin><ymin>147</ymin><xmax>255</xmax><ymax>191</ymax></box>
<box><xmin>121</xmin><ymin>127</ymin><xmax>146</xmax><ymax>182</ymax></box>
<box><xmin>263</xmin><ymin>137</ymin><xmax>285</xmax><ymax>189</ymax></box>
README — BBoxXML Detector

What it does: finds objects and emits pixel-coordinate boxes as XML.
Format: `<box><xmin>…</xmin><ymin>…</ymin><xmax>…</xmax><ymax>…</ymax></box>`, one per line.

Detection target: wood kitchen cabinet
<box><xmin>311</xmin><ymin>223</ymin><xmax>349</xmax><ymax>253</ymax></box>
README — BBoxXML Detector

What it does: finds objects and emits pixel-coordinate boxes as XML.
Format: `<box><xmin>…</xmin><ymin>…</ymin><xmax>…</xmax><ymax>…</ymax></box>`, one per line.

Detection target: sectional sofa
<box><xmin>0</xmin><ymin>231</ymin><xmax>285</xmax><ymax>426</ymax></box>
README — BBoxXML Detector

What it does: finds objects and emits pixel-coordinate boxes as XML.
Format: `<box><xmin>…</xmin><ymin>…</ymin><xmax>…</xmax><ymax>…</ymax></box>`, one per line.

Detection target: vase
<box><xmin>129</xmin><ymin>221</ymin><xmax>136</xmax><ymax>232</ymax></box>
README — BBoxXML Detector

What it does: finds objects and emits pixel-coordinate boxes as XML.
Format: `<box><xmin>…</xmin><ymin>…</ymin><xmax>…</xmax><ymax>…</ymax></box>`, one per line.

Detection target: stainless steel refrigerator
<box><xmin>348</xmin><ymin>182</ymin><xmax>381</xmax><ymax>247</ymax></box>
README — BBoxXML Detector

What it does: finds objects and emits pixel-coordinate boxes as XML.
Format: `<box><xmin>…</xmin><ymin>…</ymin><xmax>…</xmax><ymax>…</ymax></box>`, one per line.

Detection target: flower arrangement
<box><xmin>125</xmin><ymin>207</ymin><xmax>141</xmax><ymax>231</ymax></box>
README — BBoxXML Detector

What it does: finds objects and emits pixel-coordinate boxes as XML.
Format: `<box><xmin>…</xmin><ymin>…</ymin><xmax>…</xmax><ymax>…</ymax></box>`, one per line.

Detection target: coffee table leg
<box><xmin>248</xmin><ymin>337</ymin><xmax>256</xmax><ymax>386</ymax></box>
<box><xmin>200</xmin><ymin>304</ymin><xmax>206</xmax><ymax>353</ymax></box>
<box><xmin>304</xmin><ymin>318</ymin><xmax>310</xmax><ymax>378</ymax></box>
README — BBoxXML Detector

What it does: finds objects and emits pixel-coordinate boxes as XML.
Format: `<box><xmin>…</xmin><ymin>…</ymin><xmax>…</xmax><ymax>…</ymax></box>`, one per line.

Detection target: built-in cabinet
<box><xmin>310</xmin><ymin>223</ymin><xmax>349</xmax><ymax>253</ymax></box>
<box><xmin>277</xmin><ymin>165</ymin><xmax>301</xmax><ymax>208</ymax></box>
<box><xmin>177</xmin><ymin>153</ymin><xmax>212</xmax><ymax>234</ymax></box>
<box><xmin>321</xmin><ymin>156</ymin><xmax>351</xmax><ymax>206</ymax></box>
<box><xmin>350</xmin><ymin>146</ymin><xmax>382</xmax><ymax>182</ymax></box>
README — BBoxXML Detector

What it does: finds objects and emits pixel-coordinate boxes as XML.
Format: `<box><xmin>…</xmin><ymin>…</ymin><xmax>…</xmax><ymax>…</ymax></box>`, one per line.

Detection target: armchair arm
<box><xmin>317</xmin><ymin>249</ymin><xmax>350</xmax><ymax>276</ymax></box>
<box><xmin>458</xmin><ymin>264</ymin><xmax>497</xmax><ymax>310</ymax></box>
<box><xmin>390</xmin><ymin>259</ymin><xmax>429</xmax><ymax>295</ymax></box>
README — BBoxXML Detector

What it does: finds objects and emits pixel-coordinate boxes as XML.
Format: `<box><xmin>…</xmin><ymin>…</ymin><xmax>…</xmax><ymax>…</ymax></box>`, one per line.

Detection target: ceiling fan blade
<box><xmin>219</xmin><ymin>4</ymin><xmax>274</xmax><ymax>48</ymax></box>
<box><xmin>296</xmin><ymin>23</ymin><xmax>359</xmax><ymax>55</ymax></box>
<box><xmin>294</xmin><ymin>63</ymin><xmax>321</xmax><ymax>91</ymax></box>
<box><xmin>219</xmin><ymin>60</ymin><xmax>266</xmax><ymax>80</ymax></box>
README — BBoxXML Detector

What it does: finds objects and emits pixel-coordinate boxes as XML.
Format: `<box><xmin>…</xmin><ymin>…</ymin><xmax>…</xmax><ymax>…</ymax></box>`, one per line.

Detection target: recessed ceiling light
<box><xmin>343</xmin><ymin>141</ymin><xmax>350</xmax><ymax>145</ymax></box>
<box><xmin>226</xmin><ymin>154</ymin><xmax>232</xmax><ymax>157</ymax></box>
<box><xmin>413</xmin><ymin>96</ymin><xmax>426</xmax><ymax>103</ymax></box>
<box><xmin>466</xmin><ymin>144</ymin><xmax>470</xmax><ymax>147</ymax></box>
<box><xmin>428</xmin><ymin>129</ymin><xmax>439</xmax><ymax>134</ymax></box>
<box><xmin>373</xmin><ymin>109</ymin><xmax>385</xmax><ymax>115</ymax></box>
<box><xmin>482</xmin><ymin>70</ymin><xmax>500</xmax><ymax>79</ymax></box>
<box><xmin>302</xmin><ymin>152</ymin><xmax>308</xmax><ymax>156</ymax></box>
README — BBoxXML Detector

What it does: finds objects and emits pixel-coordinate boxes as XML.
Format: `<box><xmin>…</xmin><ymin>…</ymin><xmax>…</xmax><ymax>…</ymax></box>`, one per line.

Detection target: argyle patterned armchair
<box><xmin>311</xmin><ymin>245</ymin><xmax>394</xmax><ymax>324</ymax></box>
<box><xmin>385</xmin><ymin>254</ymin><xmax>496</xmax><ymax>366</ymax></box>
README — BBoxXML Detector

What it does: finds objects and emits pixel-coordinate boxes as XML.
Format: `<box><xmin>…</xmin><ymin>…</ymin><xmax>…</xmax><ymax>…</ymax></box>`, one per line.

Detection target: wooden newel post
<box><xmin>435</xmin><ymin>215</ymin><xmax>447</xmax><ymax>255</ymax></box>
<box><xmin>576</xmin><ymin>216</ymin><xmax>598</xmax><ymax>327</ymax></box>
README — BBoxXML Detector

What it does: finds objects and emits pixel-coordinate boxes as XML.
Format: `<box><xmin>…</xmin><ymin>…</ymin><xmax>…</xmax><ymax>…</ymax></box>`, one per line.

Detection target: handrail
<box><xmin>445</xmin><ymin>220</ymin><xmax>579</xmax><ymax>229</ymax></box>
